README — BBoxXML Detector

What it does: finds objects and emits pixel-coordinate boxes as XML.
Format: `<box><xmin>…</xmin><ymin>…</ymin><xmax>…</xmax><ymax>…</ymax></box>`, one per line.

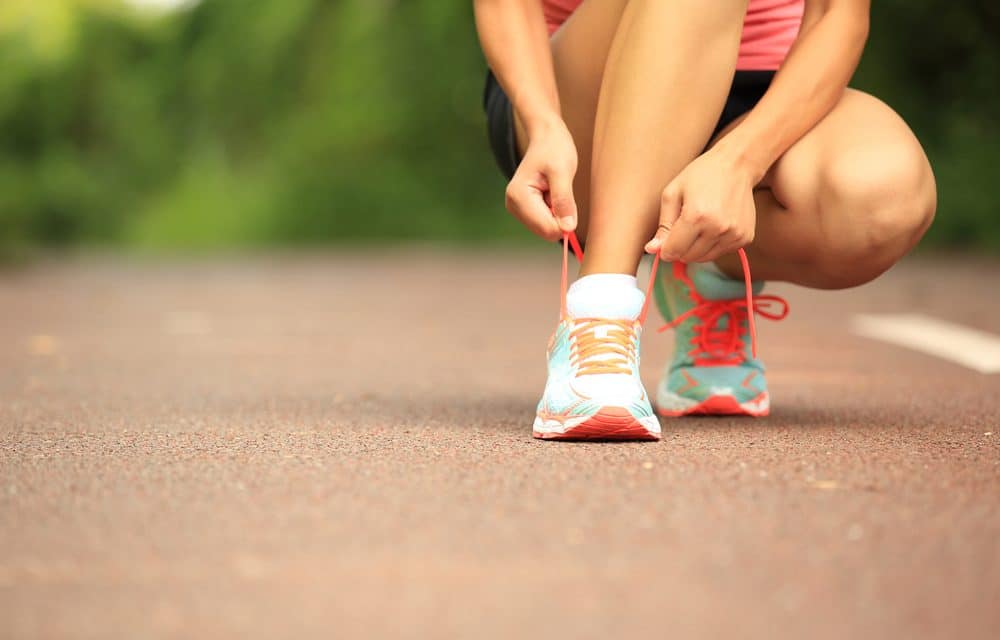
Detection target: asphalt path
<box><xmin>2</xmin><ymin>251</ymin><xmax>998</xmax><ymax>638</ymax></box>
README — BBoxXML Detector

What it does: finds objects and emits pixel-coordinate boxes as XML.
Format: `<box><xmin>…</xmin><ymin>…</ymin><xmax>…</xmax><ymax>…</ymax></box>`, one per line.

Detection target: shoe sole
<box><xmin>533</xmin><ymin>406</ymin><xmax>661</xmax><ymax>441</ymax></box>
<box><xmin>656</xmin><ymin>393</ymin><xmax>769</xmax><ymax>418</ymax></box>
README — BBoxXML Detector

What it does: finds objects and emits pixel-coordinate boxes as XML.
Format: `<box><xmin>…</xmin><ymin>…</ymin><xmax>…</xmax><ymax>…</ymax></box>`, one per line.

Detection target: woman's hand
<box><xmin>505</xmin><ymin>120</ymin><xmax>579</xmax><ymax>241</ymax></box>
<box><xmin>645</xmin><ymin>147</ymin><xmax>757</xmax><ymax>263</ymax></box>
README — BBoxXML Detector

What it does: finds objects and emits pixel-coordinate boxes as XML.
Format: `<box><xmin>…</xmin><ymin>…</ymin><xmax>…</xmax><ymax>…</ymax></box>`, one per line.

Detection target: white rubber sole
<box><xmin>533</xmin><ymin>408</ymin><xmax>661</xmax><ymax>441</ymax></box>
<box><xmin>655</xmin><ymin>387</ymin><xmax>770</xmax><ymax>417</ymax></box>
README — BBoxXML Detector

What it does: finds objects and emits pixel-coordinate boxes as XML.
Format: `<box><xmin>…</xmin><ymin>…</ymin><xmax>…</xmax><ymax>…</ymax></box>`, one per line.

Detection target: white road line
<box><xmin>851</xmin><ymin>313</ymin><xmax>1000</xmax><ymax>374</ymax></box>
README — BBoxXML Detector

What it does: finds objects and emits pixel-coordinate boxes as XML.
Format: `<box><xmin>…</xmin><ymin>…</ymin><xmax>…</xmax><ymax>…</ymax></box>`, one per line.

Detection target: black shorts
<box><xmin>483</xmin><ymin>69</ymin><xmax>775</xmax><ymax>180</ymax></box>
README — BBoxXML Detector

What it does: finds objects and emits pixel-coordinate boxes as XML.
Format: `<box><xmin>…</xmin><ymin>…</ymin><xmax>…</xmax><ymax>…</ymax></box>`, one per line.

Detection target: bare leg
<box><xmin>582</xmin><ymin>0</ymin><xmax>747</xmax><ymax>276</ymax></box>
<box><xmin>514</xmin><ymin>0</ymin><xmax>747</xmax><ymax>276</ymax></box>
<box><xmin>517</xmin><ymin>2</ymin><xmax>934</xmax><ymax>287</ymax></box>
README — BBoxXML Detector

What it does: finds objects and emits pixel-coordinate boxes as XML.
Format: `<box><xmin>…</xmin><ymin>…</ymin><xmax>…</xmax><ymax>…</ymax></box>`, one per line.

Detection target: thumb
<box><xmin>644</xmin><ymin>227</ymin><xmax>669</xmax><ymax>255</ymax></box>
<box><xmin>548</xmin><ymin>172</ymin><xmax>578</xmax><ymax>232</ymax></box>
<box><xmin>646</xmin><ymin>187</ymin><xmax>682</xmax><ymax>254</ymax></box>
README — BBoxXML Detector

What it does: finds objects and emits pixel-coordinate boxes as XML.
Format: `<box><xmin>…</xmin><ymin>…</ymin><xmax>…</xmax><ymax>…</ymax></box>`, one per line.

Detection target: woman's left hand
<box><xmin>644</xmin><ymin>148</ymin><xmax>758</xmax><ymax>263</ymax></box>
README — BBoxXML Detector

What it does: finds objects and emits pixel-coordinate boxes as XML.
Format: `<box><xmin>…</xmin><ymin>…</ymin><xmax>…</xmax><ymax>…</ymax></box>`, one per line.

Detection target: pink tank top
<box><xmin>542</xmin><ymin>0</ymin><xmax>804</xmax><ymax>70</ymax></box>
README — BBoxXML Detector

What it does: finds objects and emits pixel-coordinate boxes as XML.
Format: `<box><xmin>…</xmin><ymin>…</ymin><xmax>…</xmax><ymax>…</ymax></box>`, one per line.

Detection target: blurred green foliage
<box><xmin>0</xmin><ymin>0</ymin><xmax>997</xmax><ymax>254</ymax></box>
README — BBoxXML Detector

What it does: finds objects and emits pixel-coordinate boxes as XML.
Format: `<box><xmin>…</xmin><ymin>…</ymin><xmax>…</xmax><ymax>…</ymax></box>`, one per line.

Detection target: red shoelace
<box><xmin>658</xmin><ymin>288</ymin><xmax>788</xmax><ymax>365</ymax></box>
<box><xmin>561</xmin><ymin>231</ymin><xmax>788</xmax><ymax>361</ymax></box>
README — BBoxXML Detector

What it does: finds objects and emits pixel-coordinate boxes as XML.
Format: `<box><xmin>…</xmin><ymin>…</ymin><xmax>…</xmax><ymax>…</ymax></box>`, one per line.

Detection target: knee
<box><xmin>824</xmin><ymin>147</ymin><xmax>936</xmax><ymax>253</ymax></box>
<box><xmin>812</xmin><ymin>146</ymin><xmax>936</xmax><ymax>287</ymax></box>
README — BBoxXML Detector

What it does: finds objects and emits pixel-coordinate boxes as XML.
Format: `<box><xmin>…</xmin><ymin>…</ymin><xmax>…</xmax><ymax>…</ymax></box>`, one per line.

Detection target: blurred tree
<box><xmin>0</xmin><ymin>0</ymin><xmax>997</xmax><ymax>254</ymax></box>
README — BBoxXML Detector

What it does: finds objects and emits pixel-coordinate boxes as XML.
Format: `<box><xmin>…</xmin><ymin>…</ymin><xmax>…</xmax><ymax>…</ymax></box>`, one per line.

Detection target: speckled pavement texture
<box><xmin>2</xmin><ymin>252</ymin><xmax>998</xmax><ymax>639</ymax></box>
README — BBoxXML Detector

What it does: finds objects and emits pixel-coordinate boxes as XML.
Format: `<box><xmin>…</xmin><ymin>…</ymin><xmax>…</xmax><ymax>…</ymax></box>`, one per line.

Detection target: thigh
<box><xmin>716</xmin><ymin>89</ymin><xmax>936</xmax><ymax>286</ymax></box>
<box><xmin>765</xmin><ymin>89</ymin><xmax>934</xmax><ymax>231</ymax></box>
<box><xmin>513</xmin><ymin>0</ymin><xmax>630</xmax><ymax>232</ymax></box>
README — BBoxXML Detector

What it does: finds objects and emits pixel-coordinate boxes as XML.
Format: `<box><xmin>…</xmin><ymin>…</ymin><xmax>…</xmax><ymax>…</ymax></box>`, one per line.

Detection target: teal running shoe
<box><xmin>652</xmin><ymin>261</ymin><xmax>788</xmax><ymax>417</ymax></box>
<box><xmin>533</xmin><ymin>314</ymin><xmax>661</xmax><ymax>440</ymax></box>
<box><xmin>533</xmin><ymin>235</ymin><xmax>661</xmax><ymax>440</ymax></box>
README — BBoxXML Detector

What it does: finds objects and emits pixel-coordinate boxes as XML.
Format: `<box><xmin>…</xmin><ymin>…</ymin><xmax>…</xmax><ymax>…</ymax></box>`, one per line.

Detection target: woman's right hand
<box><xmin>505</xmin><ymin>119</ymin><xmax>579</xmax><ymax>241</ymax></box>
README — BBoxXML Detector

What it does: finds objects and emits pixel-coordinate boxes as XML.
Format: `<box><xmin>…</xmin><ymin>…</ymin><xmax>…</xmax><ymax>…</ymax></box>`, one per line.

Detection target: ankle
<box><xmin>578</xmin><ymin>243</ymin><xmax>641</xmax><ymax>277</ymax></box>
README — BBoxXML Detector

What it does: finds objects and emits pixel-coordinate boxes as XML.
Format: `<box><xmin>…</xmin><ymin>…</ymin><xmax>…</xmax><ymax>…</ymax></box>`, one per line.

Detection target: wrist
<box><xmin>712</xmin><ymin>134</ymin><xmax>770</xmax><ymax>185</ymax></box>
<box><xmin>521</xmin><ymin>110</ymin><xmax>565</xmax><ymax>139</ymax></box>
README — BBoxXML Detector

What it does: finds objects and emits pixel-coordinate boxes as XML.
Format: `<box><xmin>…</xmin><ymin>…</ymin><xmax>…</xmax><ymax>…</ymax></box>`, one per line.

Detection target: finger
<box><xmin>700</xmin><ymin>239</ymin><xmax>735</xmax><ymax>263</ymax></box>
<box><xmin>680</xmin><ymin>234</ymin><xmax>722</xmax><ymax>264</ymax></box>
<box><xmin>645</xmin><ymin>187</ymin><xmax>683</xmax><ymax>254</ymax></box>
<box><xmin>707</xmin><ymin>230</ymin><xmax>750</xmax><ymax>262</ymax></box>
<box><xmin>506</xmin><ymin>181</ymin><xmax>562</xmax><ymax>241</ymax></box>
<box><xmin>548</xmin><ymin>171</ymin><xmax>578</xmax><ymax>232</ymax></box>
<box><xmin>703</xmin><ymin>224</ymin><xmax>753</xmax><ymax>262</ymax></box>
<box><xmin>659</xmin><ymin>211</ymin><xmax>701</xmax><ymax>262</ymax></box>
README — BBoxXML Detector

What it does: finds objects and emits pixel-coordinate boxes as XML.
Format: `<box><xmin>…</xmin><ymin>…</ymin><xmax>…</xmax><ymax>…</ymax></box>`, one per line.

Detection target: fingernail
<box><xmin>559</xmin><ymin>217</ymin><xmax>575</xmax><ymax>230</ymax></box>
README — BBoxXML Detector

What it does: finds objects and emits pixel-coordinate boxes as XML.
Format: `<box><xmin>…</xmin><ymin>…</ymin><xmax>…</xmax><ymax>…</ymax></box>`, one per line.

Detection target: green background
<box><xmin>1</xmin><ymin>0</ymin><xmax>997</xmax><ymax>256</ymax></box>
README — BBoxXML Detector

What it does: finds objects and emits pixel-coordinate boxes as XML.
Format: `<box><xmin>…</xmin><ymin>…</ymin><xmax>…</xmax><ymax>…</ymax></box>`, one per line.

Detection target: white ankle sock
<box><xmin>566</xmin><ymin>274</ymin><xmax>644</xmax><ymax>320</ymax></box>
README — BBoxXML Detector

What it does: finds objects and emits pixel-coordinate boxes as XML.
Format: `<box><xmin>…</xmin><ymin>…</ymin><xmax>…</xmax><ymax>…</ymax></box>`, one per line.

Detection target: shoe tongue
<box><xmin>690</xmin><ymin>263</ymin><xmax>764</xmax><ymax>301</ymax></box>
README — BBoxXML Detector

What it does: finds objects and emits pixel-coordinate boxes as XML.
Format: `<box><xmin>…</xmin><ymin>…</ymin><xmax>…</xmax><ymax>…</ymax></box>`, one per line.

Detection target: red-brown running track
<box><xmin>2</xmin><ymin>251</ymin><xmax>998</xmax><ymax>638</ymax></box>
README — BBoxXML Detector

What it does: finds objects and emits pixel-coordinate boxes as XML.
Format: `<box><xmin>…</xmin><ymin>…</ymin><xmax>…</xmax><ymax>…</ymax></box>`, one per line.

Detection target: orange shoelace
<box><xmin>560</xmin><ymin>231</ymin><xmax>786</xmax><ymax>363</ymax></box>
<box><xmin>569</xmin><ymin>319</ymin><xmax>639</xmax><ymax>376</ymax></box>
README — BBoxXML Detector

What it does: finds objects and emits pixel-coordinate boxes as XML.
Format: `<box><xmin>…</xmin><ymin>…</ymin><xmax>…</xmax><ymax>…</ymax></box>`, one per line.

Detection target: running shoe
<box><xmin>533</xmin><ymin>234</ymin><xmax>662</xmax><ymax>440</ymax></box>
<box><xmin>653</xmin><ymin>258</ymin><xmax>788</xmax><ymax>417</ymax></box>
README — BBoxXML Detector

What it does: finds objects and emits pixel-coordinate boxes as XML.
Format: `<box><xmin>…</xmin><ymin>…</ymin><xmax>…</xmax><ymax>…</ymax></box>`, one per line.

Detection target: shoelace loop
<box><xmin>569</xmin><ymin>318</ymin><xmax>639</xmax><ymax>376</ymax></box>
<box><xmin>657</xmin><ymin>295</ymin><xmax>788</xmax><ymax>365</ymax></box>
